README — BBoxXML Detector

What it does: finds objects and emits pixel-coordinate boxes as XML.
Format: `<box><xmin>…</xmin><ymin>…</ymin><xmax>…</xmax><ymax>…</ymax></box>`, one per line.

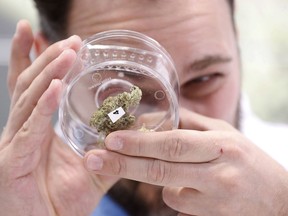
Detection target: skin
<box><xmin>69</xmin><ymin>0</ymin><xmax>240</xmax><ymax>125</ymax></box>
<box><xmin>0</xmin><ymin>0</ymin><xmax>288</xmax><ymax>216</ymax></box>
<box><xmin>0</xmin><ymin>21</ymin><xmax>118</xmax><ymax>216</ymax></box>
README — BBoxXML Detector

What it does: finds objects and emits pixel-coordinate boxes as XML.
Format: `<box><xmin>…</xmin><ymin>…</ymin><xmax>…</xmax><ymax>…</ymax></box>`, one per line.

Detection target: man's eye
<box><xmin>181</xmin><ymin>73</ymin><xmax>224</xmax><ymax>98</ymax></box>
<box><xmin>191</xmin><ymin>74</ymin><xmax>214</xmax><ymax>83</ymax></box>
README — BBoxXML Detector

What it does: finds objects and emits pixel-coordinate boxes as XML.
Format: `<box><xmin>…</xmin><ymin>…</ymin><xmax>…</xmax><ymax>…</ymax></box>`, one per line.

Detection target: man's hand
<box><xmin>85</xmin><ymin>108</ymin><xmax>288</xmax><ymax>216</ymax></box>
<box><xmin>0</xmin><ymin>20</ymin><xmax>118</xmax><ymax>216</ymax></box>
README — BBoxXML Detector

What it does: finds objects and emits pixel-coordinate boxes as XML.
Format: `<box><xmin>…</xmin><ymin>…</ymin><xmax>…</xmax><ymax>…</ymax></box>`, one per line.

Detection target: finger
<box><xmin>105</xmin><ymin>130</ymin><xmax>223</xmax><ymax>163</ymax></box>
<box><xmin>179</xmin><ymin>108</ymin><xmax>236</xmax><ymax>131</ymax></box>
<box><xmin>10</xmin><ymin>34</ymin><xmax>81</xmax><ymax>108</ymax></box>
<box><xmin>136</xmin><ymin>111</ymin><xmax>176</xmax><ymax>131</ymax></box>
<box><xmin>6</xmin><ymin>79</ymin><xmax>62</xmax><ymax>177</ymax></box>
<box><xmin>8</xmin><ymin>20</ymin><xmax>33</xmax><ymax>97</ymax></box>
<box><xmin>4</xmin><ymin>49</ymin><xmax>77</xmax><ymax>142</ymax></box>
<box><xmin>84</xmin><ymin>149</ymin><xmax>212</xmax><ymax>189</ymax></box>
<box><xmin>163</xmin><ymin>187</ymin><xmax>203</xmax><ymax>216</ymax></box>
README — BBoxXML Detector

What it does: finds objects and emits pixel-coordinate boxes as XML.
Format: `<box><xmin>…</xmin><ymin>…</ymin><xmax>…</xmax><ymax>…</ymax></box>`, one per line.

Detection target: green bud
<box><xmin>90</xmin><ymin>85</ymin><xmax>142</xmax><ymax>136</ymax></box>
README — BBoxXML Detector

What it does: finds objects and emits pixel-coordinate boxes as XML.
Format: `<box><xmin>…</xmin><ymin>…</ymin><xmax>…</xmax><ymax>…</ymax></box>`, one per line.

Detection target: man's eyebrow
<box><xmin>190</xmin><ymin>55</ymin><xmax>232</xmax><ymax>70</ymax></box>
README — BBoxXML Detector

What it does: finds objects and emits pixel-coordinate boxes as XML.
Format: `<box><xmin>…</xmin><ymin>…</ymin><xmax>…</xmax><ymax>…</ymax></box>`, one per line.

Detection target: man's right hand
<box><xmin>0</xmin><ymin>20</ymin><xmax>119</xmax><ymax>216</ymax></box>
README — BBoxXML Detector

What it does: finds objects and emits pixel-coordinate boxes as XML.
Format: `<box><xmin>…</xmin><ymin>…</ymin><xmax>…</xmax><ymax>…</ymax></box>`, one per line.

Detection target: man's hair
<box><xmin>33</xmin><ymin>0</ymin><xmax>71</xmax><ymax>42</ymax></box>
<box><xmin>33</xmin><ymin>0</ymin><xmax>235</xmax><ymax>42</ymax></box>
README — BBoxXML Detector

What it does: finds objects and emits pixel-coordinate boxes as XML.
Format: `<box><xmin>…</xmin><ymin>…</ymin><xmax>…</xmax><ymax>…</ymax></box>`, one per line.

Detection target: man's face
<box><xmin>68</xmin><ymin>0</ymin><xmax>241</xmax><ymax>127</ymax></box>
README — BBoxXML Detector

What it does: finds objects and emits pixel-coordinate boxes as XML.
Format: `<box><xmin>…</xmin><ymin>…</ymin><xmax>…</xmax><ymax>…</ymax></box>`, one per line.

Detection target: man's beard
<box><xmin>108</xmin><ymin>100</ymin><xmax>242</xmax><ymax>216</ymax></box>
<box><xmin>235</xmin><ymin>96</ymin><xmax>242</xmax><ymax>131</ymax></box>
<box><xmin>108</xmin><ymin>180</ymin><xmax>178</xmax><ymax>216</ymax></box>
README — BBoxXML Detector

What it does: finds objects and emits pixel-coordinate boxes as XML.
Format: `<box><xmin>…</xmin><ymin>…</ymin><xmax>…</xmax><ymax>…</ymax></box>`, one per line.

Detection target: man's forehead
<box><xmin>71</xmin><ymin>0</ymin><xmax>205</xmax><ymax>12</ymax></box>
<box><xmin>71</xmin><ymin>0</ymin><xmax>212</xmax><ymax>15</ymax></box>
<box><xmin>68</xmin><ymin>0</ymin><xmax>228</xmax><ymax>39</ymax></box>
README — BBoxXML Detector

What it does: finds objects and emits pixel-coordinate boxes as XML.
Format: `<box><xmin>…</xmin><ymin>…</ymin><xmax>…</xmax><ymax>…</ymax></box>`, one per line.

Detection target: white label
<box><xmin>108</xmin><ymin>107</ymin><xmax>125</xmax><ymax>123</ymax></box>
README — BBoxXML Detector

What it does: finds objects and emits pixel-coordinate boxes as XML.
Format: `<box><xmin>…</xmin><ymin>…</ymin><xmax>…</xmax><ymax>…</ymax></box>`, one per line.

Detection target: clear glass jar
<box><xmin>59</xmin><ymin>30</ymin><xmax>179</xmax><ymax>157</ymax></box>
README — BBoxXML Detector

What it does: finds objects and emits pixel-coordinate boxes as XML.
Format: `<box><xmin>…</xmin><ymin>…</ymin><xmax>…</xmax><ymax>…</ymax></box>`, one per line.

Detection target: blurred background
<box><xmin>0</xmin><ymin>0</ymin><xmax>288</xmax><ymax>129</ymax></box>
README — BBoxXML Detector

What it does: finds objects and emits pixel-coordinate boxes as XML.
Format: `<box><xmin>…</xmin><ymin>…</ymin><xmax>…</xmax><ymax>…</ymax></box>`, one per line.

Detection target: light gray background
<box><xmin>0</xmin><ymin>0</ymin><xmax>288</xmax><ymax>130</ymax></box>
<box><xmin>0</xmin><ymin>14</ymin><xmax>15</xmax><ymax>129</ymax></box>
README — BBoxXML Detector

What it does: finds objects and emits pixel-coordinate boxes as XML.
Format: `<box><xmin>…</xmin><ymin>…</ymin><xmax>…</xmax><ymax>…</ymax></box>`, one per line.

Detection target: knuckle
<box><xmin>223</xmin><ymin>135</ymin><xmax>246</xmax><ymax>160</ymax></box>
<box><xmin>146</xmin><ymin>159</ymin><xmax>171</xmax><ymax>185</ymax></box>
<box><xmin>214</xmin><ymin>167</ymin><xmax>241</xmax><ymax>193</ymax></box>
<box><xmin>20</xmin><ymin>120</ymin><xmax>31</xmax><ymax>134</ymax></box>
<box><xmin>13</xmin><ymin>95</ymin><xmax>36</xmax><ymax>126</ymax></box>
<box><xmin>15</xmin><ymin>72</ymin><xmax>30</xmax><ymax>93</ymax></box>
<box><xmin>228</xmin><ymin>145</ymin><xmax>243</xmax><ymax>160</ymax></box>
<box><xmin>134</xmin><ymin>135</ymin><xmax>143</xmax><ymax>156</ymax></box>
<box><xmin>162</xmin><ymin>132</ymin><xmax>186</xmax><ymax>160</ymax></box>
<box><xmin>111</xmin><ymin>156</ymin><xmax>127</xmax><ymax>176</ymax></box>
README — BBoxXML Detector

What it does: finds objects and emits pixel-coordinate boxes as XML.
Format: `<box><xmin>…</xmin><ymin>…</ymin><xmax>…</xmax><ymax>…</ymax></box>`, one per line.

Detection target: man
<box><xmin>0</xmin><ymin>0</ymin><xmax>287</xmax><ymax>215</ymax></box>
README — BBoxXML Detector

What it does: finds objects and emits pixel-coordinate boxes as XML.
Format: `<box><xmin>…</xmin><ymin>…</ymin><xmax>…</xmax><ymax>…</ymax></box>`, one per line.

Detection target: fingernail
<box><xmin>61</xmin><ymin>35</ymin><xmax>76</xmax><ymax>48</ymax></box>
<box><xmin>106</xmin><ymin>137</ymin><xmax>123</xmax><ymax>150</ymax></box>
<box><xmin>14</xmin><ymin>21</ymin><xmax>22</xmax><ymax>37</ymax></box>
<box><xmin>67</xmin><ymin>35</ymin><xmax>78</xmax><ymax>43</ymax></box>
<box><xmin>86</xmin><ymin>155</ymin><xmax>103</xmax><ymax>171</ymax></box>
<box><xmin>64</xmin><ymin>35</ymin><xmax>81</xmax><ymax>47</ymax></box>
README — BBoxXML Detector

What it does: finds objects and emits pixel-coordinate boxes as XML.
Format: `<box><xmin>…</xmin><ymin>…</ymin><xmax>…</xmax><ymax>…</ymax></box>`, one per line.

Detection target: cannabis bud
<box><xmin>89</xmin><ymin>85</ymin><xmax>142</xmax><ymax>136</ymax></box>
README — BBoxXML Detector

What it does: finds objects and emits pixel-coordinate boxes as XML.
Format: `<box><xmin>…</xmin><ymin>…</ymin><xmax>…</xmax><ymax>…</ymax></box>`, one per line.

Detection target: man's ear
<box><xmin>34</xmin><ymin>32</ymin><xmax>50</xmax><ymax>57</ymax></box>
